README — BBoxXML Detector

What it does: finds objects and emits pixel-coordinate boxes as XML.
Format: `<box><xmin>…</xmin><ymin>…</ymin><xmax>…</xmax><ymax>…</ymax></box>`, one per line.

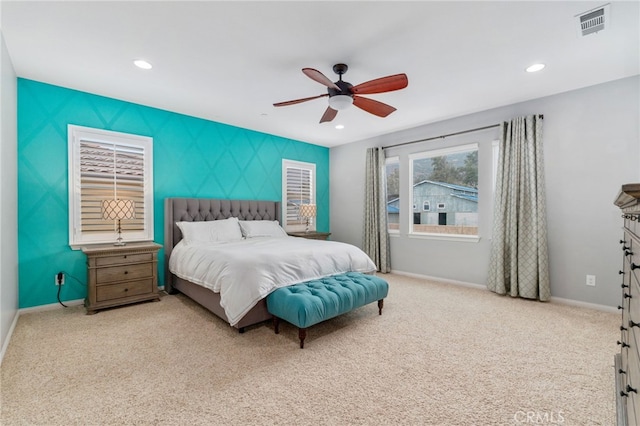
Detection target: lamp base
<box><xmin>114</xmin><ymin>224</ymin><xmax>126</xmax><ymax>246</ymax></box>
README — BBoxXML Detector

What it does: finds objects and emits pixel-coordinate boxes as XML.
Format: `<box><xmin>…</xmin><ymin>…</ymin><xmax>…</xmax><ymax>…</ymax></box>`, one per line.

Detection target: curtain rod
<box><xmin>381</xmin><ymin>123</ymin><xmax>499</xmax><ymax>150</ymax></box>
<box><xmin>381</xmin><ymin>115</ymin><xmax>544</xmax><ymax>150</ymax></box>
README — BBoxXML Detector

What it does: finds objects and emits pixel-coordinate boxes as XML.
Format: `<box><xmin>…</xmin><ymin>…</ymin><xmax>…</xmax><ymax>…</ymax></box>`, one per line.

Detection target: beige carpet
<box><xmin>1</xmin><ymin>274</ymin><xmax>618</xmax><ymax>425</ymax></box>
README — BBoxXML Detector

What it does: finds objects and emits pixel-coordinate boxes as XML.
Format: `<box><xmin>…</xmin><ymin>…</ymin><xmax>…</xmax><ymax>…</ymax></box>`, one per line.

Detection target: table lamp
<box><xmin>102</xmin><ymin>199</ymin><xmax>136</xmax><ymax>246</ymax></box>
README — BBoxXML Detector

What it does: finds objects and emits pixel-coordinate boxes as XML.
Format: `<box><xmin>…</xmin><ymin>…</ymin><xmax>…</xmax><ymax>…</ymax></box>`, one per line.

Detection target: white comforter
<box><xmin>168</xmin><ymin>236</ymin><xmax>377</xmax><ymax>326</ymax></box>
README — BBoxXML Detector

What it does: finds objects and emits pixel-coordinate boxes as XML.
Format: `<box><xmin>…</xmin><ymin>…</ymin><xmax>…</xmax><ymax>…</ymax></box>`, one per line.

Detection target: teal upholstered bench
<box><xmin>266</xmin><ymin>272</ymin><xmax>389</xmax><ymax>348</ymax></box>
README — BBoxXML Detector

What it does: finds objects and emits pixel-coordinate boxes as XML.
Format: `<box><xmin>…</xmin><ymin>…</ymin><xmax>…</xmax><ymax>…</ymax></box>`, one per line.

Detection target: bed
<box><xmin>164</xmin><ymin>198</ymin><xmax>377</xmax><ymax>331</ymax></box>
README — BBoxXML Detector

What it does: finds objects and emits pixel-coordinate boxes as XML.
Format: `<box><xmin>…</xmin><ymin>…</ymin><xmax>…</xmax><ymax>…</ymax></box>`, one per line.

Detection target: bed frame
<box><xmin>164</xmin><ymin>198</ymin><xmax>281</xmax><ymax>332</ymax></box>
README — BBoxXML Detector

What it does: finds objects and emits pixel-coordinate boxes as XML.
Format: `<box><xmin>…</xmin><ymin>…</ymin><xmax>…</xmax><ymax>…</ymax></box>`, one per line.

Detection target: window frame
<box><xmin>408</xmin><ymin>143</ymin><xmax>479</xmax><ymax>242</ymax></box>
<box><xmin>68</xmin><ymin>125</ymin><xmax>154</xmax><ymax>249</ymax></box>
<box><xmin>422</xmin><ymin>201</ymin><xmax>430</xmax><ymax>211</ymax></box>
<box><xmin>281</xmin><ymin>159</ymin><xmax>316</xmax><ymax>232</ymax></box>
<box><xmin>492</xmin><ymin>139</ymin><xmax>500</xmax><ymax>193</ymax></box>
<box><xmin>385</xmin><ymin>156</ymin><xmax>400</xmax><ymax>234</ymax></box>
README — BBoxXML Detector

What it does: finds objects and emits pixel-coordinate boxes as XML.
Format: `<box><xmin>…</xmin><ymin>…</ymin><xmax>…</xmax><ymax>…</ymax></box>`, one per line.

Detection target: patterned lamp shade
<box><xmin>299</xmin><ymin>204</ymin><xmax>316</xmax><ymax>233</ymax></box>
<box><xmin>102</xmin><ymin>199</ymin><xmax>136</xmax><ymax>246</ymax></box>
<box><xmin>298</xmin><ymin>204</ymin><xmax>316</xmax><ymax>219</ymax></box>
<box><xmin>102</xmin><ymin>199</ymin><xmax>136</xmax><ymax>221</ymax></box>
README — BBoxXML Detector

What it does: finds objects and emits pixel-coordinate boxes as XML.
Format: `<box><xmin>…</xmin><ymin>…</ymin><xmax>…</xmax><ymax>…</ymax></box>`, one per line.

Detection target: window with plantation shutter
<box><xmin>68</xmin><ymin>125</ymin><xmax>154</xmax><ymax>248</ymax></box>
<box><xmin>282</xmin><ymin>159</ymin><xmax>316</xmax><ymax>232</ymax></box>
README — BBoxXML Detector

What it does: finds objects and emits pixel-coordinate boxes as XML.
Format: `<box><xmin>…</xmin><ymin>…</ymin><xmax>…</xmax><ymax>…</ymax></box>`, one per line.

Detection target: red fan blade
<box><xmin>273</xmin><ymin>94</ymin><xmax>328</xmax><ymax>107</ymax></box>
<box><xmin>319</xmin><ymin>107</ymin><xmax>338</xmax><ymax>123</ymax></box>
<box><xmin>303</xmin><ymin>68</ymin><xmax>341</xmax><ymax>90</ymax></box>
<box><xmin>353</xmin><ymin>96</ymin><xmax>397</xmax><ymax>118</ymax></box>
<box><xmin>351</xmin><ymin>74</ymin><xmax>408</xmax><ymax>95</ymax></box>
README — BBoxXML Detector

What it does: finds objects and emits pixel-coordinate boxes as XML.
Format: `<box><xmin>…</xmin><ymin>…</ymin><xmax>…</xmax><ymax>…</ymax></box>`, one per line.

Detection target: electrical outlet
<box><xmin>55</xmin><ymin>272</ymin><xmax>65</xmax><ymax>286</ymax></box>
<box><xmin>586</xmin><ymin>275</ymin><xmax>596</xmax><ymax>287</ymax></box>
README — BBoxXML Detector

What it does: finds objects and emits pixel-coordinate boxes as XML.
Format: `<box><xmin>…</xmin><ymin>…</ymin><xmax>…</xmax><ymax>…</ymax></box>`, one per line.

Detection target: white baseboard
<box><xmin>0</xmin><ymin>309</ymin><xmax>20</xmax><ymax>367</ymax></box>
<box><xmin>549</xmin><ymin>296</ymin><xmax>618</xmax><ymax>314</ymax></box>
<box><xmin>15</xmin><ymin>290</ymin><xmax>166</xmax><ymax>316</ymax></box>
<box><xmin>389</xmin><ymin>269</ymin><xmax>486</xmax><ymax>290</ymax></box>
<box><xmin>18</xmin><ymin>298</ymin><xmax>84</xmax><ymax>314</ymax></box>
<box><xmin>389</xmin><ymin>269</ymin><xmax>617</xmax><ymax>313</ymax></box>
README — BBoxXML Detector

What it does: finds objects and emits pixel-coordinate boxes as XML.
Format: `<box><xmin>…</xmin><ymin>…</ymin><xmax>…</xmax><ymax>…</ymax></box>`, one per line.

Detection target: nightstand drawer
<box><xmin>96</xmin><ymin>279</ymin><xmax>153</xmax><ymax>302</ymax></box>
<box><xmin>96</xmin><ymin>252</ymin><xmax>154</xmax><ymax>267</ymax></box>
<box><xmin>96</xmin><ymin>263</ymin><xmax>153</xmax><ymax>284</ymax></box>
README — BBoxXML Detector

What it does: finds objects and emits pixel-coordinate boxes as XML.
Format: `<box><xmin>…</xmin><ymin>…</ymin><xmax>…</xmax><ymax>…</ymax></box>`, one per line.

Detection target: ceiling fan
<box><xmin>273</xmin><ymin>64</ymin><xmax>408</xmax><ymax>123</ymax></box>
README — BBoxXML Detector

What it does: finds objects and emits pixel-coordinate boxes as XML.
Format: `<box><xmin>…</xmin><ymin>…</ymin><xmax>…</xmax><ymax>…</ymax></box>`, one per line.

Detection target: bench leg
<box><xmin>298</xmin><ymin>328</ymin><xmax>307</xmax><ymax>349</ymax></box>
<box><xmin>378</xmin><ymin>299</ymin><xmax>384</xmax><ymax>315</ymax></box>
<box><xmin>273</xmin><ymin>317</ymin><xmax>280</xmax><ymax>334</ymax></box>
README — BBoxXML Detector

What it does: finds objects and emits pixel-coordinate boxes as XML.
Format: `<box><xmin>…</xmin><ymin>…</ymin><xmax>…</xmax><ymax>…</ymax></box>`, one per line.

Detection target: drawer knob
<box><xmin>124</xmin><ymin>288</ymin><xmax>129</xmax><ymax>292</ymax></box>
<box><xmin>619</xmin><ymin>270</ymin><xmax>626</xmax><ymax>275</ymax></box>
<box><xmin>124</xmin><ymin>271</ymin><xmax>128</xmax><ymax>275</ymax></box>
<box><xmin>621</xmin><ymin>325</ymin><xmax>628</xmax><ymax>331</ymax></box>
<box><xmin>626</xmin><ymin>250</ymin><xmax>634</xmax><ymax>257</ymax></box>
<box><xmin>621</xmin><ymin>240</ymin><xmax>627</xmax><ymax>244</ymax></box>
<box><xmin>627</xmin><ymin>385</ymin><xmax>638</xmax><ymax>394</ymax></box>
<box><xmin>621</xmin><ymin>391</ymin><xmax>629</xmax><ymax>398</ymax></box>
<box><xmin>619</xmin><ymin>369</ymin><xmax>627</xmax><ymax>375</ymax></box>
<box><xmin>632</xmin><ymin>263</ymin><xmax>640</xmax><ymax>270</ymax></box>
<box><xmin>618</xmin><ymin>305</ymin><xmax>624</xmax><ymax>310</ymax></box>
<box><xmin>623</xmin><ymin>245</ymin><xmax>631</xmax><ymax>251</ymax></box>
<box><xmin>624</xmin><ymin>293</ymin><xmax>633</xmax><ymax>299</ymax></box>
<box><xmin>617</xmin><ymin>340</ymin><xmax>630</xmax><ymax>348</ymax></box>
<box><xmin>622</xmin><ymin>283</ymin><xmax>630</xmax><ymax>288</ymax></box>
<box><xmin>630</xmin><ymin>320</ymin><xmax>640</xmax><ymax>328</ymax></box>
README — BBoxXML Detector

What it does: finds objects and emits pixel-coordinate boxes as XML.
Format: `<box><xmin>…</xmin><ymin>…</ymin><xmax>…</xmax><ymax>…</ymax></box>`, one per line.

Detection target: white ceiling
<box><xmin>1</xmin><ymin>1</ymin><xmax>638</xmax><ymax>147</ymax></box>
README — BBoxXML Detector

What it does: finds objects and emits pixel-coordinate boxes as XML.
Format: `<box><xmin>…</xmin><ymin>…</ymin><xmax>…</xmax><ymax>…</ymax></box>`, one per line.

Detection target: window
<box><xmin>385</xmin><ymin>156</ymin><xmax>399</xmax><ymax>232</ymax></box>
<box><xmin>409</xmin><ymin>143</ymin><xmax>478</xmax><ymax>238</ymax></box>
<box><xmin>68</xmin><ymin>125</ymin><xmax>154</xmax><ymax>248</ymax></box>
<box><xmin>282</xmin><ymin>159</ymin><xmax>316</xmax><ymax>232</ymax></box>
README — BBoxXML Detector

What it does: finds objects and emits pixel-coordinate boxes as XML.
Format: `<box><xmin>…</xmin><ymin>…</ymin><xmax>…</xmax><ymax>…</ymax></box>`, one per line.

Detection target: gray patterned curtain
<box><xmin>487</xmin><ymin>115</ymin><xmax>550</xmax><ymax>300</ymax></box>
<box><xmin>363</xmin><ymin>147</ymin><xmax>391</xmax><ymax>273</ymax></box>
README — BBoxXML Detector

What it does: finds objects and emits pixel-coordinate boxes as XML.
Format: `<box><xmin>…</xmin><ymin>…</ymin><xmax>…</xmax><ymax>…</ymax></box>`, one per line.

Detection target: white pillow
<box><xmin>176</xmin><ymin>217</ymin><xmax>243</xmax><ymax>244</ymax></box>
<box><xmin>239</xmin><ymin>220</ymin><xmax>288</xmax><ymax>238</ymax></box>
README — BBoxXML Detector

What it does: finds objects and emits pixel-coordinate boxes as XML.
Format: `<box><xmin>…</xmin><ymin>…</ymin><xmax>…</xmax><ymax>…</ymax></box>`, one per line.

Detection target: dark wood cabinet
<box><xmin>614</xmin><ymin>184</ymin><xmax>640</xmax><ymax>426</ymax></box>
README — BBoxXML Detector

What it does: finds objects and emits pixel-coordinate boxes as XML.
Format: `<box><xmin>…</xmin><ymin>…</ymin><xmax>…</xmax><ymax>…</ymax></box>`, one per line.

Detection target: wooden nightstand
<box><xmin>287</xmin><ymin>231</ymin><xmax>331</xmax><ymax>240</ymax></box>
<box><xmin>82</xmin><ymin>242</ymin><xmax>161</xmax><ymax>314</ymax></box>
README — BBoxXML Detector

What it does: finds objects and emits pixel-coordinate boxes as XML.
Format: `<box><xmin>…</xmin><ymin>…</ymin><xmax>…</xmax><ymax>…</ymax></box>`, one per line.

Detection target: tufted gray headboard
<box><xmin>164</xmin><ymin>198</ymin><xmax>281</xmax><ymax>290</ymax></box>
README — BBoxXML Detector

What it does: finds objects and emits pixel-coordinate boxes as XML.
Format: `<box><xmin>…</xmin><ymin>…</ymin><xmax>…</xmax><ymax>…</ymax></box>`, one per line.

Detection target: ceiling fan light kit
<box><xmin>274</xmin><ymin>63</ymin><xmax>408</xmax><ymax>123</ymax></box>
<box><xmin>328</xmin><ymin>94</ymin><xmax>353</xmax><ymax>110</ymax></box>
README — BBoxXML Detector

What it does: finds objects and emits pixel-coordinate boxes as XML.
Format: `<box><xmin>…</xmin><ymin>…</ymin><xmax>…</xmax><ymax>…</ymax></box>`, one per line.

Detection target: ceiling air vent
<box><xmin>576</xmin><ymin>3</ymin><xmax>610</xmax><ymax>37</ymax></box>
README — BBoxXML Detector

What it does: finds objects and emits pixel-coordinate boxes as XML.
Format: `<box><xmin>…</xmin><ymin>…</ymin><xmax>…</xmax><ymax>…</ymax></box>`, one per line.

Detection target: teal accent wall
<box><xmin>17</xmin><ymin>79</ymin><xmax>329</xmax><ymax>308</ymax></box>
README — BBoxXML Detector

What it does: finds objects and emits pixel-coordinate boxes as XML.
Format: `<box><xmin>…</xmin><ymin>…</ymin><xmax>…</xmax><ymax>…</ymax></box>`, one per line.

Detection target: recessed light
<box><xmin>335</xmin><ymin>124</ymin><xmax>345</xmax><ymax>130</ymax></box>
<box><xmin>526</xmin><ymin>63</ymin><xmax>545</xmax><ymax>73</ymax></box>
<box><xmin>134</xmin><ymin>59</ymin><xmax>153</xmax><ymax>70</ymax></box>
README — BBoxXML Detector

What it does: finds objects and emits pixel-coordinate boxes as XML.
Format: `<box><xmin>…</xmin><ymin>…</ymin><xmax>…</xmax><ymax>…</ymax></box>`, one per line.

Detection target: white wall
<box><xmin>0</xmin><ymin>22</ymin><xmax>19</xmax><ymax>361</ymax></box>
<box><xmin>330</xmin><ymin>76</ymin><xmax>640</xmax><ymax>307</ymax></box>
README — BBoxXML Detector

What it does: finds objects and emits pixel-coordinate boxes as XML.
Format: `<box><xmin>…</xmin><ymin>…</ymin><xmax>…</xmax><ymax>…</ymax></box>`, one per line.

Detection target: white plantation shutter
<box><xmin>69</xmin><ymin>125</ymin><xmax>153</xmax><ymax>247</ymax></box>
<box><xmin>80</xmin><ymin>141</ymin><xmax>145</xmax><ymax>232</ymax></box>
<box><xmin>282</xmin><ymin>160</ymin><xmax>316</xmax><ymax>231</ymax></box>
